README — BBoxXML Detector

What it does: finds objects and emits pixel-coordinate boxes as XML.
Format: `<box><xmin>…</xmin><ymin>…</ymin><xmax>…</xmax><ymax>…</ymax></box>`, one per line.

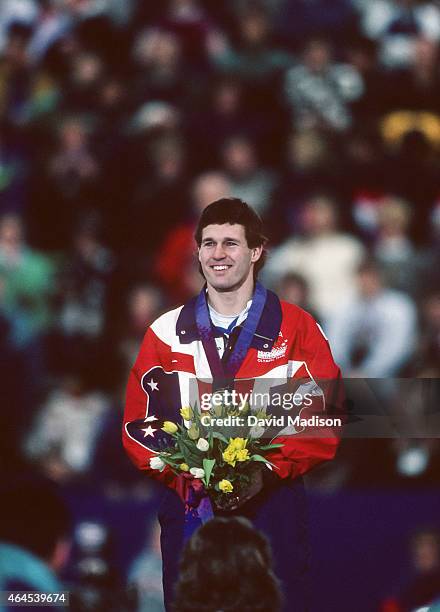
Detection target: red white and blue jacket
<box><xmin>123</xmin><ymin>289</ymin><xmax>343</xmax><ymax>491</ymax></box>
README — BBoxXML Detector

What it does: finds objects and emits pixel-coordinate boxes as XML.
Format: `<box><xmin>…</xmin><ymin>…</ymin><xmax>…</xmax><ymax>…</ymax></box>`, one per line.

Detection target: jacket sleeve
<box><xmin>122</xmin><ymin>327</ymin><xmax>178</xmax><ymax>489</ymax></box>
<box><xmin>266</xmin><ymin>311</ymin><xmax>344</xmax><ymax>480</ymax></box>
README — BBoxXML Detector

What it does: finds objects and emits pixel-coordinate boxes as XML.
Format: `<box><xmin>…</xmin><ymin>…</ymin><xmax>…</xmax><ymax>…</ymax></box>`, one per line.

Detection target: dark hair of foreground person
<box><xmin>173</xmin><ymin>516</ymin><xmax>283</xmax><ymax>612</ymax></box>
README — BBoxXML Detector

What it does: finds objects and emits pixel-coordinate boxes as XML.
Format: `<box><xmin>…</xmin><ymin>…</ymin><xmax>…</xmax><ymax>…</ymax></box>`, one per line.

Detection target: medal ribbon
<box><xmin>195</xmin><ymin>282</ymin><xmax>267</xmax><ymax>384</ymax></box>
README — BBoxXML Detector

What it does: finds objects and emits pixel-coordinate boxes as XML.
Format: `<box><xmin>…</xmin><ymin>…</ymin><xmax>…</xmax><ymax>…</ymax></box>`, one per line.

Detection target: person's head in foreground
<box><xmin>195</xmin><ymin>197</ymin><xmax>267</xmax><ymax>292</ymax></box>
<box><xmin>0</xmin><ymin>474</ymin><xmax>71</xmax><ymax>572</ymax></box>
<box><xmin>173</xmin><ymin>516</ymin><xmax>283</xmax><ymax>612</ymax></box>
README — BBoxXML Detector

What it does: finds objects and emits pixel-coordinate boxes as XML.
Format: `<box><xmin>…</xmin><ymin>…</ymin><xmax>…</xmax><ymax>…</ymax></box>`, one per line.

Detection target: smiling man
<box><xmin>123</xmin><ymin>198</ymin><xmax>343</xmax><ymax>612</ymax></box>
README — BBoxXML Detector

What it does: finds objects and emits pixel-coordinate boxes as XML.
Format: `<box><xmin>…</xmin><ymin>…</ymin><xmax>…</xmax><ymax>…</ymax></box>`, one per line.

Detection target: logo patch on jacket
<box><xmin>257</xmin><ymin>332</ymin><xmax>288</xmax><ymax>362</ymax></box>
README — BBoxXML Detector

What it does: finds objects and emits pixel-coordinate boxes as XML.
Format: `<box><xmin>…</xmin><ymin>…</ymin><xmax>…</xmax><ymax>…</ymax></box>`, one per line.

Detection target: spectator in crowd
<box><xmin>68</xmin><ymin>519</ymin><xmax>133</xmax><ymax>611</ymax></box>
<box><xmin>0</xmin><ymin>475</ymin><xmax>71</xmax><ymax>604</ymax></box>
<box><xmin>373</xmin><ymin>195</ymin><xmax>419</xmax><ymax>294</ymax></box>
<box><xmin>24</xmin><ymin>368</ymin><xmax>110</xmax><ymax>484</ymax></box>
<box><xmin>117</xmin><ymin>283</ymin><xmax>164</xmax><ymax>384</ymax></box>
<box><xmin>326</xmin><ymin>259</ymin><xmax>417</xmax><ymax>376</ymax></box>
<box><xmin>0</xmin><ymin>125</ymin><xmax>29</xmax><ymax>215</ymax></box>
<box><xmin>0</xmin><ymin>1</ymin><xmax>38</xmax><ymax>54</ymax></box>
<box><xmin>414</xmin><ymin>288</ymin><xmax>440</xmax><ymax>376</ymax></box>
<box><xmin>276</xmin><ymin>271</ymin><xmax>318</xmax><ymax>320</ymax></box>
<box><xmin>26</xmin><ymin>0</ymin><xmax>73</xmax><ymax>66</ymax></box>
<box><xmin>32</xmin><ymin>115</ymin><xmax>103</xmax><ymax>249</ymax></box>
<box><xmin>173</xmin><ymin>517</ymin><xmax>282</xmax><ymax>612</ymax></box>
<box><xmin>0</xmin><ymin>212</ymin><xmax>54</xmax><ymax>336</ymax></box>
<box><xmin>417</xmin><ymin>198</ymin><xmax>440</xmax><ymax>290</ymax></box>
<box><xmin>344</xmin><ymin>35</ymin><xmax>388</xmax><ymax>123</ymax></box>
<box><xmin>384</xmin><ymin>37</ymin><xmax>440</xmax><ymax>113</ymax></box>
<box><xmin>160</xmin><ymin>0</ymin><xmax>226</xmax><ymax>74</ymax></box>
<box><xmin>155</xmin><ymin>171</ymin><xmax>230</xmax><ymax>303</ymax></box>
<box><xmin>50</xmin><ymin>115</ymin><xmax>100</xmax><ymax>187</ymax></box>
<box><xmin>345</xmin><ymin>128</ymin><xmax>388</xmax><ymax>237</ymax></box>
<box><xmin>381</xmin><ymin>527</ymin><xmax>440</xmax><ymax>611</ymax></box>
<box><xmin>0</xmin><ymin>271</ymin><xmax>34</xmax><ymax>472</ymax></box>
<box><xmin>220</xmin><ymin>133</ymin><xmax>277</xmax><ymax>216</ymax></box>
<box><xmin>213</xmin><ymin>2</ymin><xmax>294</xmax><ymax>88</ymax></box>
<box><xmin>284</xmin><ymin>37</ymin><xmax>364</xmax><ymax>132</ymax></box>
<box><xmin>0</xmin><ymin>22</ymin><xmax>35</xmax><ymax>125</ymax></box>
<box><xmin>62</xmin><ymin>50</ymin><xmax>106</xmax><ymax>114</ymax></box>
<box><xmin>355</xmin><ymin>0</ymin><xmax>440</xmax><ymax>69</ymax></box>
<box><xmin>380</xmin><ymin>128</ymin><xmax>439</xmax><ymax>243</ymax></box>
<box><xmin>188</xmin><ymin>75</ymin><xmax>260</xmax><ymax>171</ymax></box>
<box><xmin>53</xmin><ymin>211</ymin><xmax>114</xmax><ymax>375</ymax></box>
<box><xmin>128</xmin><ymin>132</ymin><xmax>191</xmax><ymax>258</ymax></box>
<box><xmin>263</xmin><ymin>195</ymin><xmax>365</xmax><ymax>322</ymax></box>
<box><xmin>131</xmin><ymin>28</ymin><xmax>188</xmax><ymax>110</ymax></box>
<box><xmin>128</xmin><ymin>521</ymin><xmax>165</xmax><ymax>612</ymax></box>
<box><xmin>268</xmin><ymin>128</ymin><xmax>344</xmax><ymax>244</ymax></box>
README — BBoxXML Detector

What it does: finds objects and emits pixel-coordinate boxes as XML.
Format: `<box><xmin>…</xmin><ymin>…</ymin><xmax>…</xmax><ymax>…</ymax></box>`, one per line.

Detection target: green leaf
<box><xmin>250</xmin><ymin>454</ymin><xmax>275</xmax><ymax>466</ymax></box>
<box><xmin>202</xmin><ymin>458</ymin><xmax>216</xmax><ymax>486</ymax></box>
<box><xmin>160</xmin><ymin>456</ymin><xmax>179</xmax><ymax>468</ymax></box>
<box><xmin>258</xmin><ymin>443</ymin><xmax>284</xmax><ymax>451</ymax></box>
<box><xmin>169</xmin><ymin>452</ymin><xmax>185</xmax><ymax>460</ymax></box>
<box><xmin>212</xmin><ymin>431</ymin><xmax>229</xmax><ymax>445</ymax></box>
<box><xmin>177</xmin><ymin>440</ymin><xmax>195</xmax><ymax>466</ymax></box>
<box><xmin>192</xmin><ymin>407</ymin><xmax>201</xmax><ymax>426</ymax></box>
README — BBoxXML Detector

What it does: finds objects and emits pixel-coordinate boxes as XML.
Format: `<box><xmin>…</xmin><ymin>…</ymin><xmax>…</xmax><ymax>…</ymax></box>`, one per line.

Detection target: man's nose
<box><xmin>213</xmin><ymin>243</ymin><xmax>226</xmax><ymax>259</ymax></box>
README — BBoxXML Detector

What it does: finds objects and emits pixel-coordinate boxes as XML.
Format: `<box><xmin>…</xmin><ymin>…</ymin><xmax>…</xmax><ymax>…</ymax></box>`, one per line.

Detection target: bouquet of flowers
<box><xmin>149</xmin><ymin>393</ymin><xmax>283</xmax><ymax>510</ymax></box>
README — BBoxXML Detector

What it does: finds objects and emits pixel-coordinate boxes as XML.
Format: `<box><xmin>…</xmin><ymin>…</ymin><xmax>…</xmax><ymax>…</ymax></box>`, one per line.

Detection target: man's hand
<box><xmin>215</xmin><ymin>465</ymin><xmax>265</xmax><ymax>512</ymax></box>
<box><xmin>175</xmin><ymin>473</ymin><xmax>205</xmax><ymax>507</ymax></box>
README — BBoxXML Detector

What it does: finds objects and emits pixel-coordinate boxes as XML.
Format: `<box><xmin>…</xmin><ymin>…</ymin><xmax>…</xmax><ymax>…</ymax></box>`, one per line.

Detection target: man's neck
<box><xmin>206</xmin><ymin>279</ymin><xmax>255</xmax><ymax>316</ymax></box>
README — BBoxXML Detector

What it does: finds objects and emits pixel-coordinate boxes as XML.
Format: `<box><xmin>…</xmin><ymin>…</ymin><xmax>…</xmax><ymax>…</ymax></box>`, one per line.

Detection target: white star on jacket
<box><xmin>146</xmin><ymin>378</ymin><xmax>159</xmax><ymax>391</ymax></box>
<box><xmin>141</xmin><ymin>425</ymin><xmax>157</xmax><ymax>437</ymax></box>
<box><xmin>141</xmin><ymin>415</ymin><xmax>158</xmax><ymax>437</ymax></box>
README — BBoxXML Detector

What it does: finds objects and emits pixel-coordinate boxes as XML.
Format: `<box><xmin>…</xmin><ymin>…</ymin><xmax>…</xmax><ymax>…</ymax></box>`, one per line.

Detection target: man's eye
<box><xmin>203</xmin><ymin>242</ymin><xmax>214</xmax><ymax>247</ymax></box>
<box><xmin>226</xmin><ymin>241</ymin><xmax>237</xmax><ymax>246</ymax></box>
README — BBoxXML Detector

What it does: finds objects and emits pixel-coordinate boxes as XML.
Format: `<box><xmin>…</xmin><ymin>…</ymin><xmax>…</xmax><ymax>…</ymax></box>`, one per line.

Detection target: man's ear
<box><xmin>251</xmin><ymin>245</ymin><xmax>263</xmax><ymax>263</ymax></box>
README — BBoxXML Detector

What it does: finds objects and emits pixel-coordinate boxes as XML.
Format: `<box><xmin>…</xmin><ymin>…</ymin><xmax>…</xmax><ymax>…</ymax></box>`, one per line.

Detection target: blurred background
<box><xmin>0</xmin><ymin>0</ymin><xmax>439</xmax><ymax>610</ymax></box>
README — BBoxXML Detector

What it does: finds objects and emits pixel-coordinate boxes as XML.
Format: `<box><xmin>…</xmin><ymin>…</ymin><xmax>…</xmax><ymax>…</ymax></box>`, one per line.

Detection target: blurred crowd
<box><xmin>0</xmin><ymin>0</ymin><xmax>439</xmax><ymax>609</ymax></box>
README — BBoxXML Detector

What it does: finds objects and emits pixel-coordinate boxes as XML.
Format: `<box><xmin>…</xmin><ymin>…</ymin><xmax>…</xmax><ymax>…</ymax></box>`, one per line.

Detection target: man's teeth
<box><xmin>213</xmin><ymin>265</ymin><xmax>229</xmax><ymax>270</ymax></box>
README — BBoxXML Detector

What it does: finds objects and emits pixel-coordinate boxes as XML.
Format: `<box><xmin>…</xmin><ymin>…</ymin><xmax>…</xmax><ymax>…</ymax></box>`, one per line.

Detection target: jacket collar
<box><xmin>176</xmin><ymin>285</ymin><xmax>282</xmax><ymax>351</ymax></box>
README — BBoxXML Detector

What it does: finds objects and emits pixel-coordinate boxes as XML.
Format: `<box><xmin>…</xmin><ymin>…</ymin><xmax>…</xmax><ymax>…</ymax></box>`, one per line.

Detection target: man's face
<box><xmin>198</xmin><ymin>223</ymin><xmax>262</xmax><ymax>292</ymax></box>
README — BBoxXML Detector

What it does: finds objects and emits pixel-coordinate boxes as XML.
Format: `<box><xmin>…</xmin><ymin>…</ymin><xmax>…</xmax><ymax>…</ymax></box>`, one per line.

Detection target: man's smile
<box><xmin>210</xmin><ymin>264</ymin><xmax>232</xmax><ymax>272</ymax></box>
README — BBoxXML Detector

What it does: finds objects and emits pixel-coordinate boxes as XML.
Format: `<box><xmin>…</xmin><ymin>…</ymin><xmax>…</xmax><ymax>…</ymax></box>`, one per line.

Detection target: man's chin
<box><xmin>209</xmin><ymin>280</ymin><xmax>235</xmax><ymax>292</ymax></box>
<box><xmin>207</xmin><ymin>276</ymin><xmax>247</xmax><ymax>293</ymax></box>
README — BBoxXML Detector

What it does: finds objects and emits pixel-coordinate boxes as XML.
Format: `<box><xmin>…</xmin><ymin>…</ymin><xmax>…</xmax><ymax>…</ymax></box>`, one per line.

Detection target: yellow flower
<box><xmin>162</xmin><ymin>421</ymin><xmax>178</xmax><ymax>434</ymax></box>
<box><xmin>219</xmin><ymin>479</ymin><xmax>234</xmax><ymax>493</ymax></box>
<box><xmin>180</xmin><ymin>463</ymin><xmax>189</xmax><ymax>472</ymax></box>
<box><xmin>188</xmin><ymin>424</ymin><xmax>200</xmax><ymax>440</ymax></box>
<box><xmin>222</xmin><ymin>447</ymin><xmax>236</xmax><ymax>466</ymax></box>
<box><xmin>229</xmin><ymin>437</ymin><xmax>247</xmax><ymax>451</ymax></box>
<box><xmin>180</xmin><ymin>406</ymin><xmax>193</xmax><ymax>420</ymax></box>
<box><xmin>236</xmin><ymin>448</ymin><xmax>250</xmax><ymax>462</ymax></box>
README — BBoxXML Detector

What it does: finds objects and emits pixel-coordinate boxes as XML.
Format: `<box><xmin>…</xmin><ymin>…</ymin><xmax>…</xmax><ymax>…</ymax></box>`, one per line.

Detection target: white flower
<box><xmin>190</xmin><ymin>467</ymin><xmax>205</xmax><ymax>479</ymax></box>
<box><xmin>196</xmin><ymin>438</ymin><xmax>209</xmax><ymax>452</ymax></box>
<box><xmin>150</xmin><ymin>456</ymin><xmax>165</xmax><ymax>471</ymax></box>
<box><xmin>184</xmin><ymin>420</ymin><xmax>191</xmax><ymax>429</ymax></box>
